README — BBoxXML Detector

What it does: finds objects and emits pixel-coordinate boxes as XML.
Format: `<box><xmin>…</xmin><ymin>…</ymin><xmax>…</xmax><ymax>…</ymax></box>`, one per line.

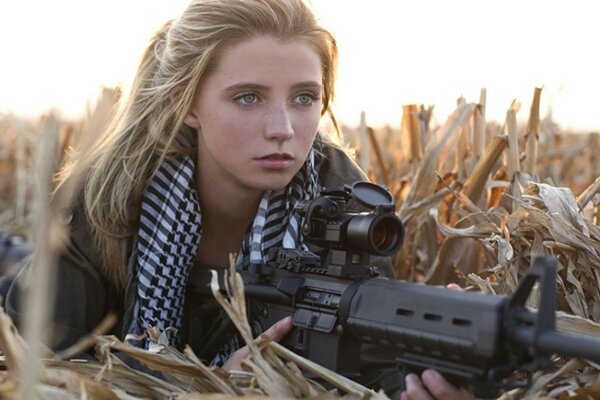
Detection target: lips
<box><xmin>259</xmin><ymin>153</ymin><xmax>293</xmax><ymax>161</ymax></box>
<box><xmin>256</xmin><ymin>153</ymin><xmax>294</xmax><ymax>169</ymax></box>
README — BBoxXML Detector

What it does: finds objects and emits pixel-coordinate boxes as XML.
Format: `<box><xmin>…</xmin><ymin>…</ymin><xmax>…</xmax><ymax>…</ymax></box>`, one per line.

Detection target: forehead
<box><xmin>207</xmin><ymin>36</ymin><xmax>323</xmax><ymax>86</ymax></box>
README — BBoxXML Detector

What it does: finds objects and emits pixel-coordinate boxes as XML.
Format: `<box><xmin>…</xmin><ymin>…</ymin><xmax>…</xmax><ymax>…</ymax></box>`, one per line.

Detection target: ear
<box><xmin>171</xmin><ymin>87</ymin><xmax>201</xmax><ymax>129</ymax></box>
<box><xmin>183</xmin><ymin>110</ymin><xmax>201</xmax><ymax>129</ymax></box>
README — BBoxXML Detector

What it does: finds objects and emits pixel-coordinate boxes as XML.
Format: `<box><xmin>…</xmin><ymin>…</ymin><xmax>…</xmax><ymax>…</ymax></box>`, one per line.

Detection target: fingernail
<box><xmin>422</xmin><ymin>369</ymin><xmax>442</xmax><ymax>383</ymax></box>
<box><xmin>280</xmin><ymin>316</ymin><xmax>292</xmax><ymax>327</ymax></box>
<box><xmin>405</xmin><ymin>373</ymin><xmax>419</xmax><ymax>385</ymax></box>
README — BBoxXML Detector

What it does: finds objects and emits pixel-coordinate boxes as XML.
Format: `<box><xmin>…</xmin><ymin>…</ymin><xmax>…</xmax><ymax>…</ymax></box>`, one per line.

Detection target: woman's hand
<box><xmin>401</xmin><ymin>369</ymin><xmax>473</xmax><ymax>400</ymax></box>
<box><xmin>222</xmin><ymin>316</ymin><xmax>293</xmax><ymax>372</ymax></box>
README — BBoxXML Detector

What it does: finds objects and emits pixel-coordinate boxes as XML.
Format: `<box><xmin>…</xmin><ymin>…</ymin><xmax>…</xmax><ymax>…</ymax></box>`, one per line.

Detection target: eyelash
<box><xmin>293</xmin><ymin>91</ymin><xmax>320</xmax><ymax>106</ymax></box>
<box><xmin>234</xmin><ymin>92</ymin><xmax>260</xmax><ymax>106</ymax></box>
<box><xmin>232</xmin><ymin>91</ymin><xmax>321</xmax><ymax>106</ymax></box>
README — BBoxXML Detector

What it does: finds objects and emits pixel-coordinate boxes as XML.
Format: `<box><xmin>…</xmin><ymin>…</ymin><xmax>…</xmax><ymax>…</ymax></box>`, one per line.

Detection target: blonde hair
<box><xmin>54</xmin><ymin>0</ymin><xmax>339</xmax><ymax>288</ymax></box>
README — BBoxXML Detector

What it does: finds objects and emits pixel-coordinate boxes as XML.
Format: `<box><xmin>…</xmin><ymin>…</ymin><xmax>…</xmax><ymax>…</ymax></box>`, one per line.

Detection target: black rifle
<box><xmin>241</xmin><ymin>181</ymin><xmax>600</xmax><ymax>399</ymax></box>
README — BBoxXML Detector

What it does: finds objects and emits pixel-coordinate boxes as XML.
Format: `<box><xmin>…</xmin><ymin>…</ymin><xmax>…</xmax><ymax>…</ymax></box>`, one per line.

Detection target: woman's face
<box><xmin>185</xmin><ymin>36</ymin><xmax>323</xmax><ymax>195</ymax></box>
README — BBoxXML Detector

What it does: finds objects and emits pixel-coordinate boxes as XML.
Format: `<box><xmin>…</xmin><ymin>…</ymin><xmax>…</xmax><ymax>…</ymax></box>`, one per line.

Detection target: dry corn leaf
<box><xmin>527</xmin><ymin>183</ymin><xmax>589</xmax><ymax>236</ymax></box>
<box><xmin>400</xmin><ymin>103</ymin><xmax>476</xmax><ymax>211</ymax></box>
<box><xmin>431</xmin><ymin>208</ymin><xmax>500</xmax><ymax>239</ymax></box>
<box><xmin>44</xmin><ymin>368</ymin><xmax>121</xmax><ymax>400</ymax></box>
<box><xmin>95</xmin><ymin>335</ymin><xmax>225</xmax><ymax>395</ymax></box>
<box><xmin>522</xmin><ymin>359</ymin><xmax>586</xmax><ymax>398</ymax></box>
<box><xmin>46</xmin><ymin>358</ymin><xmax>180</xmax><ymax>399</ymax></box>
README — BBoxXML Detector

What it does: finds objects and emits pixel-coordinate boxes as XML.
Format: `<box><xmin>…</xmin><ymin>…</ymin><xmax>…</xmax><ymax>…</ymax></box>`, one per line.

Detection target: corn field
<box><xmin>0</xmin><ymin>86</ymin><xmax>600</xmax><ymax>398</ymax></box>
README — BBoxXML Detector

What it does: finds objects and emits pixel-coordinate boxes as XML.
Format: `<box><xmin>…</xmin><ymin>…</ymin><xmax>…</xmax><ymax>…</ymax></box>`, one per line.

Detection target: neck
<box><xmin>194</xmin><ymin>172</ymin><xmax>264</xmax><ymax>268</ymax></box>
<box><xmin>196</xmin><ymin>174</ymin><xmax>263</xmax><ymax>234</ymax></box>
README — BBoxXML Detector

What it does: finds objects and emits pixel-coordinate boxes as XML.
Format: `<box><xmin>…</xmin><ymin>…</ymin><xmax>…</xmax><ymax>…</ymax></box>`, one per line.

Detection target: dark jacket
<box><xmin>3</xmin><ymin>143</ymin><xmax>400</xmax><ymax>393</ymax></box>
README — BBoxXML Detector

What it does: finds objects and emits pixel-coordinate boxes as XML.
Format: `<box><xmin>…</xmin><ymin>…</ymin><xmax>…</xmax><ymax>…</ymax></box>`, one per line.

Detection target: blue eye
<box><xmin>294</xmin><ymin>92</ymin><xmax>319</xmax><ymax>106</ymax></box>
<box><xmin>235</xmin><ymin>92</ymin><xmax>259</xmax><ymax>105</ymax></box>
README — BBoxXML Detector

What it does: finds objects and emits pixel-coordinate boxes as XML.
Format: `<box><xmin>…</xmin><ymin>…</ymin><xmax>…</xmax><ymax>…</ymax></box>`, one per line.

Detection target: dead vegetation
<box><xmin>1</xmin><ymin>86</ymin><xmax>600</xmax><ymax>398</ymax></box>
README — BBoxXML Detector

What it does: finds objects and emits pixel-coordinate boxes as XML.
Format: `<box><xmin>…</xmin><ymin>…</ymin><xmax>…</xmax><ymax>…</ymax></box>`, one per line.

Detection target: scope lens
<box><xmin>344</xmin><ymin>213</ymin><xmax>405</xmax><ymax>256</ymax></box>
<box><xmin>371</xmin><ymin>216</ymin><xmax>403</xmax><ymax>254</ymax></box>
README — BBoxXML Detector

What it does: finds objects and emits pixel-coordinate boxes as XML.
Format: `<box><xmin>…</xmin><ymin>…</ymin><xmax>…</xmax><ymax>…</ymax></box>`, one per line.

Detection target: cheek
<box><xmin>201</xmin><ymin>108</ymin><xmax>257</xmax><ymax>148</ymax></box>
<box><xmin>296</xmin><ymin>114</ymin><xmax>321</xmax><ymax>145</ymax></box>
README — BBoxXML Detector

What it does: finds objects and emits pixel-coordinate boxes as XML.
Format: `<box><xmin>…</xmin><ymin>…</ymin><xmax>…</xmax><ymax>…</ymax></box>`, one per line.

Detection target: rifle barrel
<box><xmin>510</xmin><ymin>327</ymin><xmax>600</xmax><ymax>363</ymax></box>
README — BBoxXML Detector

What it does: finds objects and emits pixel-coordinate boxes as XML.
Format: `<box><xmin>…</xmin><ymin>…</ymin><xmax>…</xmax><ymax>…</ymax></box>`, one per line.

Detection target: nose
<box><xmin>264</xmin><ymin>106</ymin><xmax>294</xmax><ymax>141</ymax></box>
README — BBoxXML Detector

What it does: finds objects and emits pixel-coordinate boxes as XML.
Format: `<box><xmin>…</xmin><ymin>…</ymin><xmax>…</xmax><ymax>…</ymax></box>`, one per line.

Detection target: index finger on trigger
<box><xmin>262</xmin><ymin>316</ymin><xmax>293</xmax><ymax>342</ymax></box>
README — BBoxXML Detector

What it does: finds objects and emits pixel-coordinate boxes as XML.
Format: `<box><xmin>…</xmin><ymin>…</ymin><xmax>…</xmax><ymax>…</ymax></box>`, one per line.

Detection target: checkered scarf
<box><xmin>127</xmin><ymin>138</ymin><xmax>323</xmax><ymax>349</ymax></box>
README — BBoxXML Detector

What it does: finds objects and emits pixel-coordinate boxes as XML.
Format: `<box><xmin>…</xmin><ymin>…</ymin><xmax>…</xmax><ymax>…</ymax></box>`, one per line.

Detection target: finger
<box><xmin>222</xmin><ymin>345</ymin><xmax>250</xmax><ymax>372</ymax></box>
<box><xmin>421</xmin><ymin>369</ymin><xmax>472</xmax><ymax>400</ymax></box>
<box><xmin>260</xmin><ymin>316</ymin><xmax>293</xmax><ymax>342</ymax></box>
<box><xmin>224</xmin><ymin>317</ymin><xmax>293</xmax><ymax>372</ymax></box>
<box><xmin>404</xmin><ymin>373</ymin><xmax>434</xmax><ymax>400</ymax></box>
<box><xmin>446</xmin><ymin>283</ymin><xmax>462</xmax><ymax>291</ymax></box>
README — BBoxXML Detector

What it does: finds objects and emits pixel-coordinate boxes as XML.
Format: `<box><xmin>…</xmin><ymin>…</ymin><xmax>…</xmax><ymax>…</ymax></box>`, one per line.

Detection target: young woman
<box><xmin>4</xmin><ymin>1</ymin><xmax>471</xmax><ymax>398</ymax></box>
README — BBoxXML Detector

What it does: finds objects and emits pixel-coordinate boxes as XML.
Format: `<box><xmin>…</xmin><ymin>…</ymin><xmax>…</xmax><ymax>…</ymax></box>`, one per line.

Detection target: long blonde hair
<box><xmin>54</xmin><ymin>0</ymin><xmax>339</xmax><ymax>288</ymax></box>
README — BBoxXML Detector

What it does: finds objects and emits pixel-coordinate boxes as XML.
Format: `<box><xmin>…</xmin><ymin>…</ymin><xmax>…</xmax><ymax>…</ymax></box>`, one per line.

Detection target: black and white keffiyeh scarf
<box><xmin>127</xmin><ymin>137</ymin><xmax>324</xmax><ymax>353</ymax></box>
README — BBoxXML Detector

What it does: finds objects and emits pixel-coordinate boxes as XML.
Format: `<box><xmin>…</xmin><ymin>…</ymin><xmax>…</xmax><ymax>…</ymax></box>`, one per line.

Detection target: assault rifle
<box><xmin>241</xmin><ymin>181</ymin><xmax>600</xmax><ymax>398</ymax></box>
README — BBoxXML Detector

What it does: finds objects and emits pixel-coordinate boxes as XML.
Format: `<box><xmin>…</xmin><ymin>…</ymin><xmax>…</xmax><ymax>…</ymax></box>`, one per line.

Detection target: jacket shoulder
<box><xmin>319</xmin><ymin>143</ymin><xmax>368</xmax><ymax>187</ymax></box>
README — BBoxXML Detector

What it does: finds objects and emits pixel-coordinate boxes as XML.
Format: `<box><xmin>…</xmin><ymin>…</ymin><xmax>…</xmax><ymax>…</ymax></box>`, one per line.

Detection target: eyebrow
<box><xmin>224</xmin><ymin>81</ymin><xmax>322</xmax><ymax>92</ymax></box>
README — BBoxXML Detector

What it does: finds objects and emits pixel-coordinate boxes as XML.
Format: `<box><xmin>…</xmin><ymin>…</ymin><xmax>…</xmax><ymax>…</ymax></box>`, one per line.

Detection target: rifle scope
<box><xmin>345</xmin><ymin>212</ymin><xmax>402</xmax><ymax>255</ymax></box>
<box><xmin>298</xmin><ymin>181</ymin><xmax>404</xmax><ymax>257</ymax></box>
